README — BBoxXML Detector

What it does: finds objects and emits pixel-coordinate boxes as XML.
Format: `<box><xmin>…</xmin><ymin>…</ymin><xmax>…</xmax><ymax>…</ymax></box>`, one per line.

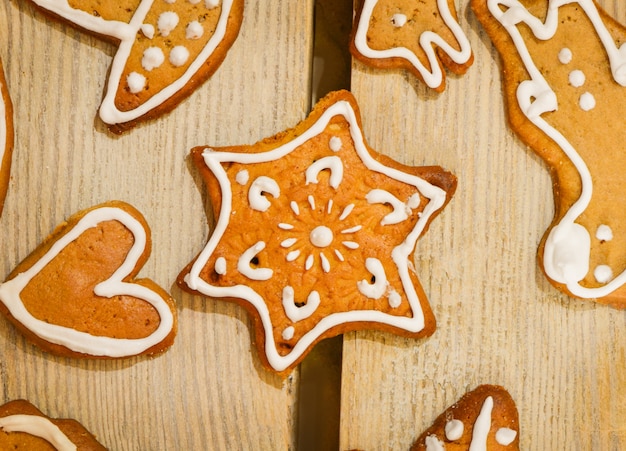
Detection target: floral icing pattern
<box><xmin>180</xmin><ymin>90</ymin><xmax>456</xmax><ymax>373</ymax></box>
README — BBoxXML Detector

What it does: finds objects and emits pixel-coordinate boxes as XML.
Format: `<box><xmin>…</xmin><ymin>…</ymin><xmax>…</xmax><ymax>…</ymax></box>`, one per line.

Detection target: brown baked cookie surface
<box><xmin>179</xmin><ymin>90</ymin><xmax>456</xmax><ymax>375</ymax></box>
<box><xmin>0</xmin><ymin>399</ymin><xmax>106</xmax><ymax>450</ymax></box>
<box><xmin>0</xmin><ymin>59</ymin><xmax>14</xmax><ymax>216</ymax></box>
<box><xmin>350</xmin><ymin>0</ymin><xmax>473</xmax><ymax>91</ymax></box>
<box><xmin>0</xmin><ymin>201</ymin><xmax>177</xmax><ymax>358</ymax></box>
<box><xmin>27</xmin><ymin>0</ymin><xmax>244</xmax><ymax>133</ymax></box>
<box><xmin>411</xmin><ymin>385</ymin><xmax>520</xmax><ymax>450</ymax></box>
<box><xmin>473</xmin><ymin>0</ymin><xmax>626</xmax><ymax>308</ymax></box>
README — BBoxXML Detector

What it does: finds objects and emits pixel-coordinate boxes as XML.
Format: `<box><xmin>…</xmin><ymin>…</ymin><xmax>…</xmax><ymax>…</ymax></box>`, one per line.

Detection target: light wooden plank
<box><xmin>0</xmin><ymin>1</ymin><xmax>314</xmax><ymax>449</ymax></box>
<box><xmin>342</xmin><ymin>1</ymin><xmax>626</xmax><ymax>450</ymax></box>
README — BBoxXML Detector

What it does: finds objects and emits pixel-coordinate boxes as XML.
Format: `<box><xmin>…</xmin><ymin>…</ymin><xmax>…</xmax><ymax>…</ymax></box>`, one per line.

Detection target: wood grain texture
<box><xmin>0</xmin><ymin>0</ymin><xmax>313</xmax><ymax>449</ymax></box>
<box><xmin>342</xmin><ymin>1</ymin><xmax>625</xmax><ymax>450</ymax></box>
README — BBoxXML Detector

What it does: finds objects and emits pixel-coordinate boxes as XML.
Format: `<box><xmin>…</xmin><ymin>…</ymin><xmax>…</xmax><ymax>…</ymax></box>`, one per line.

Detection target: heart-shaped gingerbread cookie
<box><xmin>0</xmin><ymin>201</ymin><xmax>177</xmax><ymax>358</ymax></box>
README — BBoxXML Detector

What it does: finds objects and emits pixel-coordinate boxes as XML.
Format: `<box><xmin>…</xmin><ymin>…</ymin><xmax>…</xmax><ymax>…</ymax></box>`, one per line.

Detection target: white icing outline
<box><xmin>488</xmin><ymin>0</ymin><xmax>626</xmax><ymax>298</ymax></box>
<box><xmin>31</xmin><ymin>0</ymin><xmax>235</xmax><ymax>126</ymax></box>
<box><xmin>354</xmin><ymin>0</ymin><xmax>472</xmax><ymax>88</ymax></box>
<box><xmin>0</xmin><ymin>414</ymin><xmax>76</xmax><ymax>451</ymax></box>
<box><xmin>0</xmin><ymin>79</ymin><xmax>7</xmax><ymax>189</ymax></box>
<box><xmin>184</xmin><ymin>99</ymin><xmax>447</xmax><ymax>371</ymax></box>
<box><xmin>0</xmin><ymin>207</ymin><xmax>175</xmax><ymax>357</ymax></box>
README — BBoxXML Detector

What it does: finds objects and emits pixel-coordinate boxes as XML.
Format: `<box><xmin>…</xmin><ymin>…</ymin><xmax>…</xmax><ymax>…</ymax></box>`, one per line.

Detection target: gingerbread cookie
<box><xmin>0</xmin><ymin>400</ymin><xmax>106</xmax><ymax>450</ymax></box>
<box><xmin>472</xmin><ymin>0</ymin><xmax>626</xmax><ymax>307</ymax></box>
<box><xmin>350</xmin><ymin>0</ymin><xmax>473</xmax><ymax>91</ymax></box>
<box><xmin>27</xmin><ymin>0</ymin><xmax>244</xmax><ymax>133</ymax></box>
<box><xmin>0</xmin><ymin>201</ymin><xmax>177</xmax><ymax>358</ymax></box>
<box><xmin>178</xmin><ymin>90</ymin><xmax>456</xmax><ymax>374</ymax></box>
<box><xmin>411</xmin><ymin>385</ymin><xmax>520</xmax><ymax>450</ymax></box>
<box><xmin>0</xmin><ymin>59</ymin><xmax>14</xmax><ymax>216</ymax></box>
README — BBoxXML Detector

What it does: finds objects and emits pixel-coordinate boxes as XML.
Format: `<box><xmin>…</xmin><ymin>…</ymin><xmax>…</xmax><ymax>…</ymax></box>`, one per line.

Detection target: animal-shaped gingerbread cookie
<box><xmin>350</xmin><ymin>0</ymin><xmax>474</xmax><ymax>91</ymax></box>
<box><xmin>473</xmin><ymin>0</ymin><xmax>626</xmax><ymax>307</ymax></box>
<box><xmin>179</xmin><ymin>90</ymin><xmax>457</xmax><ymax>374</ymax></box>
<box><xmin>0</xmin><ymin>201</ymin><xmax>177</xmax><ymax>358</ymax></box>
<box><xmin>26</xmin><ymin>0</ymin><xmax>244</xmax><ymax>133</ymax></box>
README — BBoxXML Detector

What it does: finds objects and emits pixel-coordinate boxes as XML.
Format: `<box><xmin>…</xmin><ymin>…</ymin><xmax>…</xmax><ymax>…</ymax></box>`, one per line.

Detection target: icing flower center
<box><xmin>310</xmin><ymin>225</ymin><xmax>333</xmax><ymax>248</ymax></box>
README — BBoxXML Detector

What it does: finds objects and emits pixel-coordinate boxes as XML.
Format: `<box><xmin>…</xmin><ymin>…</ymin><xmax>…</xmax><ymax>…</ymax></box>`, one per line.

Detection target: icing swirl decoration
<box><xmin>475</xmin><ymin>0</ymin><xmax>626</xmax><ymax>305</ymax></box>
<box><xmin>180</xmin><ymin>90</ymin><xmax>456</xmax><ymax>373</ymax></box>
<box><xmin>27</xmin><ymin>0</ymin><xmax>244</xmax><ymax>132</ymax></box>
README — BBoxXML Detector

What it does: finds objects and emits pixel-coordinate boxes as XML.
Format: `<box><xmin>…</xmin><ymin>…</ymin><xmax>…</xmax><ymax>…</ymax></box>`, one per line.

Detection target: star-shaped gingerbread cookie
<box><xmin>27</xmin><ymin>0</ymin><xmax>244</xmax><ymax>133</ymax></box>
<box><xmin>179</xmin><ymin>90</ymin><xmax>457</xmax><ymax>374</ymax></box>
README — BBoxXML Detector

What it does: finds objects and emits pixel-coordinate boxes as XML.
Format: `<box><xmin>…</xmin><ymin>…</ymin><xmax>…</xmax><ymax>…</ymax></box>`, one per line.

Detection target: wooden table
<box><xmin>0</xmin><ymin>1</ymin><xmax>624</xmax><ymax>449</ymax></box>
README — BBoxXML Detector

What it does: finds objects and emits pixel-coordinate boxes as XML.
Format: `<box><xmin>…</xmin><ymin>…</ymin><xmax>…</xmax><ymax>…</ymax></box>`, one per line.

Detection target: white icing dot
<box><xmin>495</xmin><ymin>427</ymin><xmax>518</xmax><ymax>446</ymax></box>
<box><xmin>569</xmin><ymin>69</ymin><xmax>585</xmax><ymax>87</ymax></box>
<box><xmin>170</xmin><ymin>46</ymin><xmax>190</xmax><ymax>67</ymax></box>
<box><xmin>286</xmin><ymin>250</ymin><xmax>300</xmax><ymax>262</ymax></box>
<box><xmin>186</xmin><ymin>20</ymin><xmax>204</xmax><ymax>39</ymax></box>
<box><xmin>290</xmin><ymin>201</ymin><xmax>300</xmax><ymax>216</ymax></box>
<box><xmin>342</xmin><ymin>241</ymin><xmax>359</xmax><ymax>249</ymax></box>
<box><xmin>329</xmin><ymin>136</ymin><xmax>342</xmax><ymax>152</ymax></box>
<box><xmin>579</xmin><ymin>92</ymin><xmax>596</xmax><ymax>111</ymax></box>
<box><xmin>558</xmin><ymin>47</ymin><xmax>572</xmax><ymax>64</ymax></box>
<box><xmin>140</xmin><ymin>24</ymin><xmax>155</xmax><ymax>39</ymax></box>
<box><xmin>444</xmin><ymin>419</ymin><xmax>464</xmax><ymax>441</ymax></box>
<box><xmin>164</xmin><ymin>0</ymin><xmax>175</xmax><ymax>3</ymax></box>
<box><xmin>215</xmin><ymin>257</ymin><xmax>227</xmax><ymax>275</ymax></box>
<box><xmin>594</xmin><ymin>265</ymin><xmax>613</xmax><ymax>283</ymax></box>
<box><xmin>188</xmin><ymin>0</ymin><xmax>201</xmax><ymax>3</ymax></box>
<box><xmin>320</xmin><ymin>253</ymin><xmax>330</xmax><ymax>273</ymax></box>
<box><xmin>126</xmin><ymin>72</ymin><xmax>146</xmax><ymax>93</ymax></box>
<box><xmin>235</xmin><ymin>169</ymin><xmax>249</xmax><ymax>185</ymax></box>
<box><xmin>391</xmin><ymin>13</ymin><xmax>407</xmax><ymax>27</ymax></box>
<box><xmin>305</xmin><ymin>255</ymin><xmax>314</xmax><ymax>270</ymax></box>
<box><xmin>388</xmin><ymin>290</ymin><xmax>401</xmax><ymax>309</ymax></box>
<box><xmin>282</xmin><ymin>326</ymin><xmax>295</xmax><ymax>341</ymax></box>
<box><xmin>334</xmin><ymin>249</ymin><xmax>345</xmax><ymax>262</ymax></box>
<box><xmin>310</xmin><ymin>226</ymin><xmax>333</xmax><ymax>248</ymax></box>
<box><xmin>596</xmin><ymin>225</ymin><xmax>613</xmax><ymax>242</ymax></box>
<box><xmin>424</xmin><ymin>435</ymin><xmax>444</xmax><ymax>451</ymax></box>
<box><xmin>281</xmin><ymin>238</ymin><xmax>297</xmax><ymax>248</ymax></box>
<box><xmin>278</xmin><ymin>223</ymin><xmax>294</xmax><ymax>230</ymax></box>
<box><xmin>339</xmin><ymin>203</ymin><xmax>354</xmax><ymax>221</ymax></box>
<box><xmin>142</xmin><ymin>47</ymin><xmax>165</xmax><ymax>71</ymax></box>
<box><xmin>206</xmin><ymin>0</ymin><xmax>220</xmax><ymax>7</ymax></box>
<box><xmin>308</xmin><ymin>195</ymin><xmax>316</xmax><ymax>210</ymax></box>
<box><xmin>341</xmin><ymin>225</ymin><xmax>362</xmax><ymax>234</ymax></box>
<box><xmin>158</xmin><ymin>11</ymin><xmax>179</xmax><ymax>37</ymax></box>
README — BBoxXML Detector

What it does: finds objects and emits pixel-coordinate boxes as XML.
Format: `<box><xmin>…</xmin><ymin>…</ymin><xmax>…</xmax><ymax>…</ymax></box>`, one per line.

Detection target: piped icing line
<box><xmin>488</xmin><ymin>0</ymin><xmax>626</xmax><ymax>298</ymax></box>
<box><xmin>353</xmin><ymin>0</ymin><xmax>473</xmax><ymax>89</ymax></box>
<box><xmin>0</xmin><ymin>79</ymin><xmax>6</xmax><ymax>179</ymax></box>
<box><xmin>31</xmin><ymin>0</ymin><xmax>141</xmax><ymax>41</ymax></box>
<box><xmin>184</xmin><ymin>98</ymin><xmax>448</xmax><ymax>372</ymax></box>
<box><xmin>0</xmin><ymin>207</ymin><xmax>175</xmax><ymax>357</ymax></box>
<box><xmin>0</xmin><ymin>414</ymin><xmax>76</xmax><ymax>451</ymax></box>
<box><xmin>97</xmin><ymin>0</ymin><xmax>235</xmax><ymax>125</ymax></box>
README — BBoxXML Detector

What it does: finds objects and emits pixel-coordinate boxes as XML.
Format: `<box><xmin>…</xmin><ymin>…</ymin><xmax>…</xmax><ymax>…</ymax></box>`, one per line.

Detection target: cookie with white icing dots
<box><xmin>0</xmin><ymin>201</ymin><xmax>178</xmax><ymax>358</ymax></box>
<box><xmin>350</xmin><ymin>0</ymin><xmax>474</xmax><ymax>91</ymax></box>
<box><xmin>178</xmin><ymin>90</ymin><xmax>457</xmax><ymax>374</ymax></box>
<box><xmin>0</xmin><ymin>59</ymin><xmax>14</xmax><ymax>216</ymax></box>
<box><xmin>26</xmin><ymin>0</ymin><xmax>244</xmax><ymax>133</ymax></box>
<box><xmin>411</xmin><ymin>385</ymin><xmax>520</xmax><ymax>450</ymax></box>
<box><xmin>0</xmin><ymin>399</ymin><xmax>107</xmax><ymax>450</ymax></box>
<box><xmin>472</xmin><ymin>0</ymin><xmax>626</xmax><ymax>308</ymax></box>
